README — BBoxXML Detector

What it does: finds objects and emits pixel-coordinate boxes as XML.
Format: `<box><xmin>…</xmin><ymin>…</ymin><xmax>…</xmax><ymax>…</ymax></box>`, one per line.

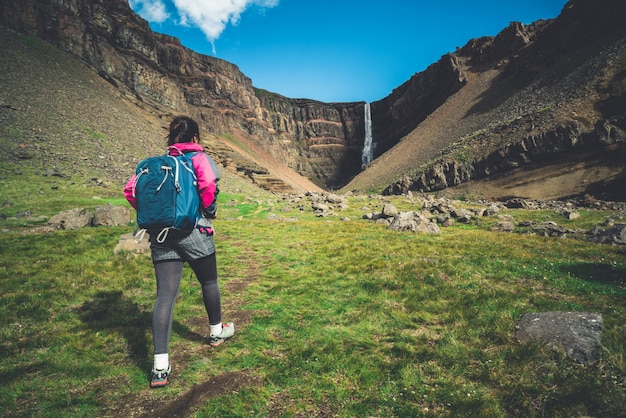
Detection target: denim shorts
<box><xmin>150</xmin><ymin>228</ymin><xmax>215</xmax><ymax>262</ymax></box>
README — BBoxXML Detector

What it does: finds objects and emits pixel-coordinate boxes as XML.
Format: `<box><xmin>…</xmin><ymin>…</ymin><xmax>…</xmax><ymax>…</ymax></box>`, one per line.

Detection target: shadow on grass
<box><xmin>76</xmin><ymin>291</ymin><xmax>151</xmax><ymax>368</ymax></box>
<box><xmin>76</xmin><ymin>291</ymin><xmax>208</xmax><ymax>371</ymax></box>
<box><xmin>0</xmin><ymin>362</ymin><xmax>47</xmax><ymax>386</ymax></box>
<box><xmin>561</xmin><ymin>263</ymin><xmax>626</xmax><ymax>286</ymax></box>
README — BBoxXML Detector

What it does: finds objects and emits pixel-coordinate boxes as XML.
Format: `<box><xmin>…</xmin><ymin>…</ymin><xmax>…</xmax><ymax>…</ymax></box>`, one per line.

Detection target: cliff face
<box><xmin>0</xmin><ymin>0</ymin><xmax>366</xmax><ymax>191</ymax></box>
<box><xmin>378</xmin><ymin>0</ymin><xmax>626</xmax><ymax>200</ymax></box>
<box><xmin>1</xmin><ymin>0</ymin><xmax>625</xmax><ymax>199</ymax></box>
<box><xmin>363</xmin><ymin>20</ymin><xmax>549</xmax><ymax>163</ymax></box>
<box><xmin>256</xmin><ymin>93</ymin><xmax>365</xmax><ymax>188</ymax></box>
<box><xmin>370</xmin><ymin>55</ymin><xmax>468</xmax><ymax>157</ymax></box>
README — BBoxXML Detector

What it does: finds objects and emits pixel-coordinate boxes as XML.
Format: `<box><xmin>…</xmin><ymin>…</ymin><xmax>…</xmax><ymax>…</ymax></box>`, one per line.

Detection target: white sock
<box><xmin>210</xmin><ymin>322</ymin><xmax>223</xmax><ymax>336</ymax></box>
<box><xmin>154</xmin><ymin>353</ymin><xmax>169</xmax><ymax>371</ymax></box>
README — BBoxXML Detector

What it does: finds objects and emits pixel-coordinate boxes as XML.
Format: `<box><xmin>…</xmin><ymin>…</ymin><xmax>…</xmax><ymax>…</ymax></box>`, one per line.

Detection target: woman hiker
<box><xmin>124</xmin><ymin>115</ymin><xmax>235</xmax><ymax>388</ymax></box>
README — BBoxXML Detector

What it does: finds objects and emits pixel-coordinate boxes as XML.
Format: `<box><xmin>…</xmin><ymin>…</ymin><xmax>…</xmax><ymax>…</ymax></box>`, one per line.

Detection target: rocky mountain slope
<box><xmin>356</xmin><ymin>0</ymin><xmax>626</xmax><ymax>201</ymax></box>
<box><xmin>0</xmin><ymin>0</ymin><xmax>625</xmax><ymax>200</ymax></box>
<box><xmin>0</xmin><ymin>0</ymin><xmax>356</xmax><ymax>192</ymax></box>
<box><xmin>0</xmin><ymin>27</ymin><xmax>270</xmax><ymax>199</ymax></box>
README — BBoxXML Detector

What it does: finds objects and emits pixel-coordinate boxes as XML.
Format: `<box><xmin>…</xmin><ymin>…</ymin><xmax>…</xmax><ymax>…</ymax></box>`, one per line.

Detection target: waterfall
<box><xmin>361</xmin><ymin>102</ymin><xmax>374</xmax><ymax>169</ymax></box>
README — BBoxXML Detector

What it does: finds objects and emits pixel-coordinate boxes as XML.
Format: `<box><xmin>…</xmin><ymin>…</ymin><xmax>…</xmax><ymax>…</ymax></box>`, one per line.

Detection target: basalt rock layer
<box><xmin>1</xmin><ymin>0</ymin><xmax>625</xmax><ymax>199</ymax></box>
<box><xmin>344</xmin><ymin>0</ymin><xmax>626</xmax><ymax>200</ymax></box>
<box><xmin>0</xmin><ymin>0</ymin><xmax>364</xmax><ymax>191</ymax></box>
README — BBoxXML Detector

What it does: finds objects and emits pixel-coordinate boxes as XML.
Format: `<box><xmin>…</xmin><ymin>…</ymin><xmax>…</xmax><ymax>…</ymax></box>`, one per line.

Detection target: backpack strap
<box><xmin>166</xmin><ymin>156</ymin><xmax>181</xmax><ymax>192</ymax></box>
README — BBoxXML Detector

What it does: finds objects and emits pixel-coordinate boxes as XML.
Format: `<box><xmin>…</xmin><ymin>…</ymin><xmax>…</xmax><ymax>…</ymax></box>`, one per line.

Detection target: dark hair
<box><xmin>167</xmin><ymin>116</ymin><xmax>200</xmax><ymax>146</ymax></box>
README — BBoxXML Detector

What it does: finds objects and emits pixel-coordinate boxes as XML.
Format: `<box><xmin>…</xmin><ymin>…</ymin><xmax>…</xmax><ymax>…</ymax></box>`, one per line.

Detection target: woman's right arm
<box><xmin>123</xmin><ymin>175</ymin><xmax>137</xmax><ymax>209</ymax></box>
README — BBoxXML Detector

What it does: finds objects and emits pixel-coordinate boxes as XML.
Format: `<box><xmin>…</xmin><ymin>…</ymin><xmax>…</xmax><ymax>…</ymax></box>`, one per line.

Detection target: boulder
<box><xmin>93</xmin><ymin>204</ymin><xmax>131</xmax><ymax>226</ymax></box>
<box><xmin>561</xmin><ymin>209</ymin><xmax>581</xmax><ymax>220</ymax></box>
<box><xmin>47</xmin><ymin>208</ymin><xmax>92</xmax><ymax>230</ymax></box>
<box><xmin>588</xmin><ymin>223</ymin><xmax>626</xmax><ymax>245</ymax></box>
<box><xmin>381</xmin><ymin>203</ymin><xmax>398</xmax><ymax>217</ymax></box>
<box><xmin>388</xmin><ymin>212</ymin><xmax>441</xmax><ymax>234</ymax></box>
<box><xmin>483</xmin><ymin>205</ymin><xmax>501</xmax><ymax>216</ymax></box>
<box><xmin>325</xmin><ymin>193</ymin><xmax>346</xmax><ymax>205</ymax></box>
<box><xmin>491</xmin><ymin>221</ymin><xmax>515</xmax><ymax>232</ymax></box>
<box><xmin>515</xmin><ymin>311</ymin><xmax>603</xmax><ymax>365</ymax></box>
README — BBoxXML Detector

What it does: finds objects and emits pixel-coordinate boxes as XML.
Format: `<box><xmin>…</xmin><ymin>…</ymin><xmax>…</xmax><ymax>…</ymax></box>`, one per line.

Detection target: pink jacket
<box><xmin>124</xmin><ymin>142</ymin><xmax>220</xmax><ymax>216</ymax></box>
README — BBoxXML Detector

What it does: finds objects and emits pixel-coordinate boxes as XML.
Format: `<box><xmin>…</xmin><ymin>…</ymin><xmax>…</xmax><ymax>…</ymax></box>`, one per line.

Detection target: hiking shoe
<box><xmin>150</xmin><ymin>364</ymin><xmax>171</xmax><ymax>388</ymax></box>
<box><xmin>209</xmin><ymin>322</ymin><xmax>235</xmax><ymax>347</ymax></box>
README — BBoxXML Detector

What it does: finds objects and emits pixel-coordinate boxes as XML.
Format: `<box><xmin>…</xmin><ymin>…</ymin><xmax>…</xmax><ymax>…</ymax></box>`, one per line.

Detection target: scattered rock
<box><xmin>587</xmin><ymin>223</ymin><xmax>626</xmax><ymax>245</ymax></box>
<box><xmin>515</xmin><ymin>311</ymin><xmax>603</xmax><ymax>365</ymax></box>
<box><xmin>483</xmin><ymin>205</ymin><xmax>501</xmax><ymax>216</ymax></box>
<box><xmin>48</xmin><ymin>208</ymin><xmax>93</xmax><ymax>230</ymax></box>
<box><xmin>302</xmin><ymin>192</ymin><xmax>348</xmax><ymax>217</ymax></box>
<box><xmin>441</xmin><ymin>217</ymin><xmax>455</xmax><ymax>227</ymax></box>
<box><xmin>22</xmin><ymin>206</ymin><xmax>131</xmax><ymax>232</ymax></box>
<box><xmin>562</xmin><ymin>209</ymin><xmax>581</xmax><ymax>220</ymax></box>
<box><xmin>15</xmin><ymin>210</ymin><xmax>31</xmax><ymax>218</ymax></box>
<box><xmin>93</xmin><ymin>204</ymin><xmax>131</xmax><ymax>226</ymax></box>
<box><xmin>388</xmin><ymin>212</ymin><xmax>441</xmax><ymax>234</ymax></box>
<box><xmin>325</xmin><ymin>193</ymin><xmax>345</xmax><ymax>205</ymax></box>
<box><xmin>312</xmin><ymin>202</ymin><xmax>330</xmax><ymax>213</ymax></box>
<box><xmin>504</xmin><ymin>198</ymin><xmax>539</xmax><ymax>209</ymax></box>
<box><xmin>381</xmin><ymin>203</ymin><xmax>398</xmax><ymax>217</ymax></box>
<box><xmin>491</xmin><ymin>221</ymin><xmax>515</xmax><ymax>232</ymax></box>
<box><xmin>451</xmin><ymin>208</ymin><xmax>473</xmax><ymax>220</ymax></box>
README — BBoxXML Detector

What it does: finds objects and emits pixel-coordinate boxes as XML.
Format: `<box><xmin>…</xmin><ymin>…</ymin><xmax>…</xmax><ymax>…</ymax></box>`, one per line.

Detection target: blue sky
<box><xmin>129</xmin><ymin>0</ymin><xmax>569</xmax><ymax>103</ymax></box>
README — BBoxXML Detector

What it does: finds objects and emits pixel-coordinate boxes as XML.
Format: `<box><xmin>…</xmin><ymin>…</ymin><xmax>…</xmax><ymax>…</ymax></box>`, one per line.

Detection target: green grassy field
<box><xmin>0</xmin><ymin>177</ymin><xmax>625</xmax><ymax>417</ymax></box>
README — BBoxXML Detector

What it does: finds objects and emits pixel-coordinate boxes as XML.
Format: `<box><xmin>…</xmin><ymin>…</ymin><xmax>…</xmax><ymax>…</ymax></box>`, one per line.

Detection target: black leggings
<box><xmin>152</xmin><ymin>253</ymin><xmax>221</xmax><ymax>355</ymax></box>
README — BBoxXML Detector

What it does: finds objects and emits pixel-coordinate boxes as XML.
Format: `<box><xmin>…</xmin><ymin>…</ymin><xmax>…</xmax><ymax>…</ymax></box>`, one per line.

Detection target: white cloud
<box><xmin>173</xmin><ymin>0</ymin><xmax>279</xmax><ymax>47</ymax></box>
<box><xmin>131</xmin><ymin>0</ymin><xmax>279</xmax><ymax>55</ymax></box>
<box><xmin>130</xmin><ymin>0</ymin><xmax>170</xmax><ymax>23</ymax></box>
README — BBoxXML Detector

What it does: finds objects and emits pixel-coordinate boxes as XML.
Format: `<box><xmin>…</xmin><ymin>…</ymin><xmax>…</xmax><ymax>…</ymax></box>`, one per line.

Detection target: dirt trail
<box><xmin>100</xmin><ymin>234</ymin><xmax>265</xmax><ymax>417</ymax></box>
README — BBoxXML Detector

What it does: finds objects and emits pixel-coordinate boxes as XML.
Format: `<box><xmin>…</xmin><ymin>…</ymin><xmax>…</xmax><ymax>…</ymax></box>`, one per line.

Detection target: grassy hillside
<box><xmin>1</xmin><ymin>199</ymin><xmax>625</xmax><ymax>416</ymax></box>
<box><xmin>1</xmin><ymin>29</ymin><xmax>625</xmax><ymax>417</ymax></box>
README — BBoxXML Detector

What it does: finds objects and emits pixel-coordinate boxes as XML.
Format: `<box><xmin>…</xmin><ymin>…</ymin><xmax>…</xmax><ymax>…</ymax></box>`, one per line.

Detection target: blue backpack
<box><xmin>132</xmin><ymin>151</ymin><xmax>201</xmax><ymax>242</ymax></box>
